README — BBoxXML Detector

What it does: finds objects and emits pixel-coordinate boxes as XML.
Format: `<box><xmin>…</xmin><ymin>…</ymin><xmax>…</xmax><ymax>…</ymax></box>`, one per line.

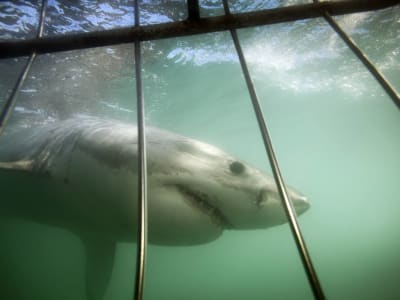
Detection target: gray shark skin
<box><xmin>0</xmin><ymin>116</ymin><xmax>310</xmax><ymax>300</ymax></box>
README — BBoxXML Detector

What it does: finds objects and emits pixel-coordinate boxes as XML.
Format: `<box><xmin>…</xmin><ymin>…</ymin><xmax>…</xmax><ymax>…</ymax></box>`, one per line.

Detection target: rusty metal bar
<box><xmin>0</xmin><ymin>0</ymin><xmax>48</xmax><ymax>135</ymax></box>
<box><xmin>132</xmin><ymin>0</ymin><xmax>148</xmax><ymax>300</ymax></box>
<box><xmin>0</xmin><ymin>0</ymin><xmax>397</xmax><ymax>59</ymax></box>
<box><xmin>222</xmin><ymin>0</ymin><xmax>326</xmax><ymax>299</ymax></box>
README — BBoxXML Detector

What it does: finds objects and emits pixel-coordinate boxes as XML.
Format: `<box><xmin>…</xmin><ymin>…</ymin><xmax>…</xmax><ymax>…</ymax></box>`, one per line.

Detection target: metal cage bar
<box><xmin>133</xmin><ymin>1</ymin><xmax>148</xmax><ymax>300</ymax></box>
<box><xmin>0</xmin><ymin>0</ymin><xmax>48</xmax><ymax>135</ymax></box>
<box><xmin>0</xmin><ymin>0</ymin><xmax>397</xmax><ymax>59</ymax></box>
<box><xmin>187</xmin><ymin>0</ymin><xmax>200</xmax><ymax>20</ymax></box>
<box><xmin>319</xmin><ymin>10</ymin><xmax>400</xmax><ymax>109</ymax></box>
<box><xmin>1</xmin><ymin>1</ymin><xmax>399</xmax><ymax>300</ymax></box>
<box><xmin>0</xmin><ymin>54</ymin><xmax>36</xmax><ymax>135</ymax></box>
<box><xmin>222</xmin><ymin>0</ymin><xmax>326</xmax><ymax>299</ymax></box>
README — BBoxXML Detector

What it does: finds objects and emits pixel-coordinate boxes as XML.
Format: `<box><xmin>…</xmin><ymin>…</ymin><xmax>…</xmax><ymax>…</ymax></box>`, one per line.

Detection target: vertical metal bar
<box><xmin>321</xmin><ymin>9</ymin><xmax>400</xmax><ymax>109</ymax></box>
<box><xmin>187</xmin><ymin>0</ymin><xmax>200</xmax><ymax>20</ymax></box>
<box><xmin>0</xmin><ymin>0</ymin><xmax>48</xmax><ymax>135</ymax></box>
<box><xmin>37</xmin><ymin>0</ymin><xmax>47</xmax><ymax>38</ymax></box>
<box><xmin>222</xmin><ymin>1</ymin><xmax>326</xmax><ymax>299</ymax></box>
<box><xmin>0</xmin><ymin>54</ymin><xmax>36</xmax><ymax>134</ymax></box>
<box><xmin>133</xmin><ymin>0</ymin><xmax>148</xmax><ymax>300</ymax></box>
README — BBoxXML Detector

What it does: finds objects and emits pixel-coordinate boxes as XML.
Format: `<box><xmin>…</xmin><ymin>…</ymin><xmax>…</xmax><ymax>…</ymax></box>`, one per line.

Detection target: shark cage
<box><xmin>0</xmin><ymin>1</ymin><xmax>399</xmax><ymax>300</ymax></box>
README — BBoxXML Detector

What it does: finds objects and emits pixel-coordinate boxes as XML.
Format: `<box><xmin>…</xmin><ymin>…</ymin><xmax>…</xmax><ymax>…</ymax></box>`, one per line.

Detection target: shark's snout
<box><xmin>256</xmin><ymin>187</ymin><xmax>310</xmax><ymax>215</ymax></box>
<box><xmin>293</xmin><ymin>195</ymin><xmax>310</xmax><ymax>215</ymax></box>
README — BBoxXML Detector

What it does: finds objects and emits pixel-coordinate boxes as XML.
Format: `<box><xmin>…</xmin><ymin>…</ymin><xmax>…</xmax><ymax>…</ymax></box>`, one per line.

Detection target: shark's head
<box><xmin>145</xmin><ymin>128</ymin><xmax>310</xmax><ymax>245</ymax></box>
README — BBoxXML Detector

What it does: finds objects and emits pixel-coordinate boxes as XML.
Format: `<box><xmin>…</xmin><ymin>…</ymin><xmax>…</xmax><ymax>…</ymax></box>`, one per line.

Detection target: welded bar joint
<box><xmin>0</xmin><ymin>0</ymin><xmax>48</xmax><ymax>135</ymax></box>
<box><xmin>222</xmin><ymin>0</ymin><xmax>325</xmax><ymax>299</ymax></box>
<box><xmin>133</xmin><ymin>1</ymin><xmax>148</xmax><ymax>300</ymax></box>
<box><xmin>0</xmin><ymin>0</ymin><xmax>398</xmax><ymax>59</ymax></box>
<box><xmin>321</xmin><ymin>11</ymin><xmax>400</xmax><ymax>109</ymax></box>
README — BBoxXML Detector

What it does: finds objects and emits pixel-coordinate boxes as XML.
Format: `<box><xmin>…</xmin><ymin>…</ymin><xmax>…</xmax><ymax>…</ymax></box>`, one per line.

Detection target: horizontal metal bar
<box><xmin>0</xmin><ymin>0</ymin><xmax>397</xmax><ymax>59</ymax></box>
<box><xmin>322</xmin><ymin>11</ymin><xmax>400</xmax><ymax>109</ymax></box>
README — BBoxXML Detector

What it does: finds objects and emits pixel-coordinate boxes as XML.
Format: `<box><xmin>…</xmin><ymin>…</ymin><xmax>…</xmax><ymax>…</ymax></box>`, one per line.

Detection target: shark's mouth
<box><xmin>174</xmin><ymin>184</ymin><xmax>232</xmax><ymax>229</ymax></box>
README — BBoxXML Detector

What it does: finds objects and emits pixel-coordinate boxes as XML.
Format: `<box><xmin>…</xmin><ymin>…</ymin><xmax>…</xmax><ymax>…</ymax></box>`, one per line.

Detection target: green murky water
<box><xmin>1</xmin><ymin>4</ymin><xmax>399</xmax><ymax>300</ymax></box>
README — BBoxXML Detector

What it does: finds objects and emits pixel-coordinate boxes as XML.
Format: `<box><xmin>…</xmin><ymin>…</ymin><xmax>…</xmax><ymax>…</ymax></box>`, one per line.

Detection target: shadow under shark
<box><xmin>0</xmin><ymin>116</ymin><xmax>310</xmax><ymax>300</ymax></box>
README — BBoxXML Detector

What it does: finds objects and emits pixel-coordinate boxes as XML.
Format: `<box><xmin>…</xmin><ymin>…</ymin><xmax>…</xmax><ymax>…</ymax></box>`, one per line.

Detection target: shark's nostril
<box><xmin>256</xmin><ymin>189</ymin><xmax>269</xmax><ymax>207</ymax></box>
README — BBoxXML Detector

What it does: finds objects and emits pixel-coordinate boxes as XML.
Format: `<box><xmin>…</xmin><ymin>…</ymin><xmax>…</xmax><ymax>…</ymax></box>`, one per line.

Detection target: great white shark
<box><xmin>0</xmin><ymin>115</ymin><xmax>310</xmax><ymax>300</ymax></box>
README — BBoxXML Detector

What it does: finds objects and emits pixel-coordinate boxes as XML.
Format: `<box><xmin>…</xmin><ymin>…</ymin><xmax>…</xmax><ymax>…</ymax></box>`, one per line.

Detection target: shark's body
<box><xmin>0</xmin><ymin>116</ymin><xmax>309</xmax><ymax>299</ymax></box>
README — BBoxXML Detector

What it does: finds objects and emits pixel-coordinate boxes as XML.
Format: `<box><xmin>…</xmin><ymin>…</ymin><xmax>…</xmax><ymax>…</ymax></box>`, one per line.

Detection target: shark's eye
<box><xmin>229</xmin><ymin>161</ymin><xmax>245</xmax><ymax>175</ymax></box>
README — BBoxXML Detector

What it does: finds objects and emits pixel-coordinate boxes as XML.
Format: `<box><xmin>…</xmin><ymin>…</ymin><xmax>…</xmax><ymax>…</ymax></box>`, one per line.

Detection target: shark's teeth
<box><xmin>174</xmin><ymin>184</ymin><xmax>231</xmax><ymax>228</ymax></box>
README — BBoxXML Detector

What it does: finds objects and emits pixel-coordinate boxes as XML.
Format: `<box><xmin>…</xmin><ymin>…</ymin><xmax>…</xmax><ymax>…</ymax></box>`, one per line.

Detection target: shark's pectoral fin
<box><xmin>82</xmin><ymin>236</ymin><xmax>116</xmax><ymax>300</ymax></box>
